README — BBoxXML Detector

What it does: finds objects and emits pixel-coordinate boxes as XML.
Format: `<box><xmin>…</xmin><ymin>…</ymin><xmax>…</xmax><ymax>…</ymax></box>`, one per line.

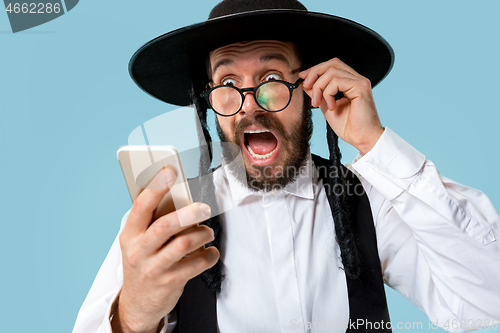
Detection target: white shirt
<box><xmin>71</xmin><ymin>128</ymin><xmax>500</xmax><ymax>333</ymax></box>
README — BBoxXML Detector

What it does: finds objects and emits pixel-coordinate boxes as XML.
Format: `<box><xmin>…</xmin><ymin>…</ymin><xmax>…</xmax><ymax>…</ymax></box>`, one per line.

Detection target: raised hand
<box><xmin>299</xmin><ymin>57</ymin><xmax>384</xmax><ymax>155</ymax></box>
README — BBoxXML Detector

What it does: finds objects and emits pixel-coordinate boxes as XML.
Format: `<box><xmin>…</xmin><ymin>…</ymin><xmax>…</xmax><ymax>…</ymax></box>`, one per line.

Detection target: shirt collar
<box><xmin>221</xmin><ymin>151</ymin><xmax>315</xmax><ymax>202</ymax></box>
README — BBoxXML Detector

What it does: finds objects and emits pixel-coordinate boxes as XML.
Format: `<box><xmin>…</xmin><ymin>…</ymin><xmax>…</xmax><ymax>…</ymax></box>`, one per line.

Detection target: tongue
<box><xmin>246</xmin><ymin>132</ymin><xmax>278</xmax><ymax>155</ymax></box>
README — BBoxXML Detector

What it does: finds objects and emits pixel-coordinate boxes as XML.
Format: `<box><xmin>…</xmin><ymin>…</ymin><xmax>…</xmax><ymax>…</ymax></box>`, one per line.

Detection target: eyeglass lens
<box><xmin>209</xmin><ymin>81</ymin><xmax>291</xmax><ymax>116</ymax></box>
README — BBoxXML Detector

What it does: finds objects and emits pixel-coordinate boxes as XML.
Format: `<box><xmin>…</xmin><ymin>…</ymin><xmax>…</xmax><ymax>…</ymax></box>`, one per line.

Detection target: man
<box><xmin>72</xmin><ymin>1</ymin><xmax>500</xmax><ymax>332</ymax></box>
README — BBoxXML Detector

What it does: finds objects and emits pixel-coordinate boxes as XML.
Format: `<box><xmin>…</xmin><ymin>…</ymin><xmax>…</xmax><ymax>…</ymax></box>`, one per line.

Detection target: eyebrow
<box><xmin>261</xmin><ymin>54</ymin><xmax>301</xmax><ymax>74</ymax></box>
<box><xmin>211</xmin><ymin>53</ymin><xmax>296</xmax><ymax>76</ymax></box>
<box><xmin>212</xmin><ymin>59</ymin><xmax>234</xmax><ymax>77</ymax></box>
<box><xmin>260</xmin><ymin>53</ymin><xmax>291</xmax><ymax>66</ymax></box>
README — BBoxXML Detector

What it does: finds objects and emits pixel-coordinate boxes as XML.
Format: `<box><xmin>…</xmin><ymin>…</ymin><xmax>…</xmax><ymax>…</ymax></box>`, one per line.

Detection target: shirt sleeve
<box><xmin>349</xmin><ymin>127</ymin><xmax>500</xmax><ymax>332</ymax></box>
<box><xmin>71</xmin><ymin>210</ymin><xmax>177</xmax><ymax>333</ymax></box>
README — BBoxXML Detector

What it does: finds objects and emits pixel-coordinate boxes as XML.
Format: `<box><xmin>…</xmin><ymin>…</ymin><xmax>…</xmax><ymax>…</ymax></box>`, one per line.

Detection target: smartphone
<box><xmin>117</xmin><ymin>145</ymin><xmax>194</xmax><ymax>224</ymax></box>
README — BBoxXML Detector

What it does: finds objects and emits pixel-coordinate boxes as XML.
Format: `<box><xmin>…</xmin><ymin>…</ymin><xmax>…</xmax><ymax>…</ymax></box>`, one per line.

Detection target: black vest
<box><xmin>173</xmin><ymin>154</ymin><xmax>391</xmax><ymax>332</ymax></box>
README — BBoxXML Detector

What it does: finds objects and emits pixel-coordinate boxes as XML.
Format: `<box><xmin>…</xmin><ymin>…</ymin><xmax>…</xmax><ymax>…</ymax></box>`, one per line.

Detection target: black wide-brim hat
<box><xmin>129</xmin><ymin>0</ymin><xmax>395</xmax><ymax>106</ymax></box>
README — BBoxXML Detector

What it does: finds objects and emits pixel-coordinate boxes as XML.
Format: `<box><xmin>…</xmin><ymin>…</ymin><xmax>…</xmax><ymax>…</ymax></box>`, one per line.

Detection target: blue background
<box><xmin>1</xmin><ymin>1</ymin><xmax>499</xmax><ymax>332</ymax></box>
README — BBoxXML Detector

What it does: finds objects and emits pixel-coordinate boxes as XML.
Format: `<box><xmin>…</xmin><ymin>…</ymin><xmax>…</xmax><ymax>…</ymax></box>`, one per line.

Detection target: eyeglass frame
<box><xmin>200</xmin><ymin>78</ymin><xmax>304</xmax><ymax>117</ymax></box>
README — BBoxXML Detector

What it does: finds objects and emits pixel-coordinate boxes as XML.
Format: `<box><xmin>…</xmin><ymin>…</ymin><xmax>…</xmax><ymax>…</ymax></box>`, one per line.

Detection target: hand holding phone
<box><xmin>112</xmin><ymin>147</ymin><xmax>220</xmax><ymax>333</ymax></box>
<box><xmin>117</xmin><ymin>145</ymin><xmax>194</xmax><ymax>224</ymax></box>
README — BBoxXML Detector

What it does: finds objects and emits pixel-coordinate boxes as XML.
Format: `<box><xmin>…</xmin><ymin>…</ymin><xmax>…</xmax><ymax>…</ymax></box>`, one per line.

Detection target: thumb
<box><xmin>302</xmin><ymin>87</ymin><xmax>314</xmax><ymax>103</ymax></box>
<box><xmin>299</xmin><ymin>68</ymin><xmax>310</xmax><ymax>78</ymax></box>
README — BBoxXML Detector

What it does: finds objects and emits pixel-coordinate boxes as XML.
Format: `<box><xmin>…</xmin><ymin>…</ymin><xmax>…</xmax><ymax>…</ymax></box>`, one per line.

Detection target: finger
<box><xmin>298</xmin><ymin>68</ymin><xmax>310</xmax><ymax>79</ymax></box>
<box><xmin>312</xmin><ymin>84</ymin><xmax>323</xmax><ymax>109</ymax></box>
<box><xmin>329</xmin><ymin>58</ymin><xmax>363</xmax><ymax>77</ymax></box>
<box><xmin>302</xmin><ymin>59</ymin><xmax>335</xmax><ymax>89</ymax></box>
<box><xmin>333</xmin><ymin>75</ymin><xmax>370</xmax><ymax>101</ymax></box>
<box><xmin>302</xmin><ymin>69</ymin><xmax>321</xmax><ymax>91</ymax></box>
<box><xmin>155</xmin><ymin>225</ymin><xmax>215</xmax><ymax>266</ymax></box>
<box><xmin>141</xmin><ymin>202</ymin><xmax>212</xmax><ymax>253</ymax></box>
<box><xmin>322</xmin><ymin>60</ymin><xmax>371</xmax><ymax>98</ymax></box>
<box><xmin>320</xmin><ymin>71</ymin><xmax>354</xmax><ymax>111</ymax></box>
<box><xmin>326</xmin><ymin>74</ymin><xmax>364</xmax><ymax>103</ymax></box>
<box><xmin>310</xmin><ymin>69</ymin><xmax>332</xmax><ymax>107</ymax></box>
<box><xmin>323</xmin><ymin>81</ymin><xmax>338</xmax><ymax>112</ymax></box>
<box><xmin>302</xmin><ymin>84</ymin><xmax>312</xmax><ymax>99</ymax></box>
<box><xmin>320</xmin><ymin>79</ymin><xmax>356</xmax><ymax>116</ymax></box>
<box><xmin>124</xmin><ymin>168</ymin><xmax>177</xmax><ymax>237</ymax></box>
<box><xmin>313</xmin><ymin>58</ymin><xmax>362</xmax><ymax>77</ymax></box>
<box><xmin>302</xmin><ymin>58</ymin><xmax>360</xmax><ymax>90</ymax></box>
<box><xmin>303</xmin><ymin>82</ymin><xmax>343</xmax><ymax>110</ymax></box>
<box><xmin>167</xmin><ymin>246</ymin><xmax>220</xmax><ymax>283</ymax></box>
<box><xmin>309</xmin><ymin>68</ymin><xmax>353</xmax><ymax>108</ymax></box>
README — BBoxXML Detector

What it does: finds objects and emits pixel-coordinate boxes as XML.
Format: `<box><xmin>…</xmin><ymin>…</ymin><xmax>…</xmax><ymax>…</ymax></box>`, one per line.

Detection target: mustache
<box><xmin>233</xmin><ymin>114</ymin><xmax>287</xmax><ymax>145</ymax></box>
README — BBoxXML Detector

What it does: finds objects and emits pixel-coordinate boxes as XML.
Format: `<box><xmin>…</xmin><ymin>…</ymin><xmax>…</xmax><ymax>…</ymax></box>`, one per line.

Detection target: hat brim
<box><xmin>129</xmin><ymin>9</ymin><xmax>395</xmax><ymax>106</ymax></box>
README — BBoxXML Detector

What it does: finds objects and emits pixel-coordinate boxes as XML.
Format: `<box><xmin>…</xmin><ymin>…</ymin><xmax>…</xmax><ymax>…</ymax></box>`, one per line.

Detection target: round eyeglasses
<box><xmin>200</xmin><ymin>78</ymin><xmax>303</xmax><ymax>117</ymax></box>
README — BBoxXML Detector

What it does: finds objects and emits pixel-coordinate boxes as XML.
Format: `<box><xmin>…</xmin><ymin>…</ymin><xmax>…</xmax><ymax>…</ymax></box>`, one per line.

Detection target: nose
<box><xmin>241</xmin><ymin>90</ymin><xmax>262</xmax><ymax>115</ymax></box>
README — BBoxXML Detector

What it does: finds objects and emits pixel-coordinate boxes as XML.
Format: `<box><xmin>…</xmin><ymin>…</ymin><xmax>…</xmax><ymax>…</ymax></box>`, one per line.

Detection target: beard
<box><xmin>216</xmin><ymin>101</ymin><xmax>313</xmax><ymax>192</ymax></box>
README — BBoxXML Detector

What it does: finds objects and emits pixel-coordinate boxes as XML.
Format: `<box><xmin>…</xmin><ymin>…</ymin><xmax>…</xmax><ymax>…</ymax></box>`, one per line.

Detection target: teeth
<box><xmin>244</xmin><ymin>129</ymin><xmax>276</xmax><ymax>160</ymax></box>
<box><xmin>244</xmin><ymin>129</ymin><xmax>270</xmax><ymax>134</ymax></box>
<box><xmin>246</xmin><ymin>145</ymin><xmax>277</xmax><ymax>160</ymax></box>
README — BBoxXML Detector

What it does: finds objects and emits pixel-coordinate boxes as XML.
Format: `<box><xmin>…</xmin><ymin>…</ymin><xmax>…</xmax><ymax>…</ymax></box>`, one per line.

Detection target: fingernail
<box><xmin>210</xmin><ymin>228</ymin><xmax>215</xmax><ymax>241</ymax></box>
<box><xmin>199</xmin><ymin>203</ymin><xmax>211</xmax><ymax>218</ymax></box>
<box><xmin>208</xmin><ymin>247</ymin><xmax>219</xmax><ymax>261</ymax></box>
<box><xmin>159</xmin><ymin>168</ymin><xmax>176</xmax><ymax>187</ymax></box>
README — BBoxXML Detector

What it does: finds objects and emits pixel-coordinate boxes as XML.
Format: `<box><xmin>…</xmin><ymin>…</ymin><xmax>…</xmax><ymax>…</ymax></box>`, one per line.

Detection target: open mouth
<box><xmin>243</xmin><ymin>128</ymin><xmax>279</xmax><ymax>164</ymax></box>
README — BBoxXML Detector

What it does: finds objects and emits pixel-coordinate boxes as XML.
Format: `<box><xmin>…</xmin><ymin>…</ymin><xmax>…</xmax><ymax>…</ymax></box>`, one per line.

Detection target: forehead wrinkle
<box><xmin>212</xmin><ymin>53</ymin><xmax>297</xmax><ymax>77</ymax></box>
<box><xmin>210</xmin><ymin>40</ymin><xmax>299</xmax><ymax>76</ymax></box>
